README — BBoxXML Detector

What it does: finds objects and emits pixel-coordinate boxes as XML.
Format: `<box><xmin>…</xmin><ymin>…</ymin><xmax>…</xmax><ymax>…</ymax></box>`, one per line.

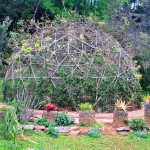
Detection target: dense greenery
<box><xmin>0</xmin><ymin>0</ymin><xmax>128</xmax><ymax>24</ymax></box>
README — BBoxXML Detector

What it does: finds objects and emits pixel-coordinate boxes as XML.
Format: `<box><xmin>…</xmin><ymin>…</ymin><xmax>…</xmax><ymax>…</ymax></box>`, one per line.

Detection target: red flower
<box><xmin>138</xmin><ymin>123</ymin><xmax>141</xmax><ymax>126</ymax></box>
<box><xmin>60</xmin><ymin>108</ymin><xmax>67</xmax><ymax>111</ymax></box>
<box><xmin>44</xmin><ymin>103</ymin><xmax>57</xmax><ymax>111</ymax></box>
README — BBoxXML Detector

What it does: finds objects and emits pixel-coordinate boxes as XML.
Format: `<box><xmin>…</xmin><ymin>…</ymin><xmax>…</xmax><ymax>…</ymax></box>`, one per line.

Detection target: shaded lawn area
<box><xmin>0</xmin><ymin>131</ymin><xmax>150</xmax><ymax>150</ymax></box>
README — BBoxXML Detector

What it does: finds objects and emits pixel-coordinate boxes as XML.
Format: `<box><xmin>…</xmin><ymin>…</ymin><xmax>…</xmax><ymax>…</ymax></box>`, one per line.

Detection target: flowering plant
<box><xmin>130</xmin><ymin>118</ymin><xmax>147</xmax><ymax>131</ymax></box>
<box><xmin>44</xmin><ymin>103</ymin><xmax>57</xmax><ymax>111</ymax></box>
<box><xmin>144</xmin><ymin>94</ymin><xmax>150</xmax><ymax>104</ymax></box>
<box><xmin>115</xmin><ymin>97</ymin><xmax>131</xmax><ymax>112</ymax></box>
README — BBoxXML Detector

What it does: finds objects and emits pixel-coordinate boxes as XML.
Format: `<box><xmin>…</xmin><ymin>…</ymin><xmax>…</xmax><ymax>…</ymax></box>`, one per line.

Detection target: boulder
<box><xmin>23</xmin><ymin>125</ymin><xmax>35</xmax><ymax>130</ymax></box>
<box><xmin>54</xmin><ymin>127</ymin><xmax>70</xmax><ymax>133</ymax></box>
<box><xmin>117</xmin><ymin>127</ymin><xmax>130</xmax><ymax>132</ymax></box>
<box><xmin>69</xmin><ymin>126</ymin><xmax>79</xmax><ymax>132</ymax></box>
<box><xmin>69</xmin><ymin>130</ymin><xmax>80</xmax><ymax>136</ymax></box>
<box><xmin>35</xmin><ymin>126</ymin><xmax>45</xmax><ymax>131</ymax></box>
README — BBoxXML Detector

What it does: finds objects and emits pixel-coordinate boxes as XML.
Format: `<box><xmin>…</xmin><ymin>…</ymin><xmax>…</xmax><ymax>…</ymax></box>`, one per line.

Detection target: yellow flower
<box><xmin>98</xmin><ymin>22</ymin><xmax>105</xmax><ymax>26</ymax></box>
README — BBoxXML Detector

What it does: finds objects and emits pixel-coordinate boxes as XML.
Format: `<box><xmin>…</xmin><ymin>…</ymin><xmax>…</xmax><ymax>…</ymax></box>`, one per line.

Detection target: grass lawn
<box><xmin>0</xmin><ymin>131</ymin><xmax>150</xmax><ymax>150</ymax></box>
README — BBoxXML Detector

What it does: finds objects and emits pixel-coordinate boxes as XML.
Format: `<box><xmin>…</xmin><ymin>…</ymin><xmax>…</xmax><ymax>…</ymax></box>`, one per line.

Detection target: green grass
<box><xmin>0</xmin><ymin>132</ymin><xmax>150</xmax><ymax>150</ymax></box>
<box><xmin>0</xmin><ymin>78</ymin><xmax>4</xmax><ymax>102</ymax></box>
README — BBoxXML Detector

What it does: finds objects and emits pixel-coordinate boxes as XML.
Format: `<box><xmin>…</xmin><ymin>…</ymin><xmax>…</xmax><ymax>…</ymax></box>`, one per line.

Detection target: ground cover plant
<box><xmin>0</xmin><ymin>131</ymin><xmax>150</xmax><ymax>150</ymax></box>
<box><xmin>79</xmin><ymin>121</ymin><xmax>105</xmax><ymax>130</ymax></box>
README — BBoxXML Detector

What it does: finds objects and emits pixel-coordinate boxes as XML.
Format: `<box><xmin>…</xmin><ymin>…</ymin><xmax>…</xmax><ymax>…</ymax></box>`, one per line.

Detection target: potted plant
<box><xmin>113</xmin><ymin>98</ymin><xmax>130</xmax><ymax>127</ymax></box>
<box><xmin>42</xmin><ymin>103</ymin><xmax>58</xmax><ymax>121</ymax></box>
<box><xmin>79</xmin><ymin>103</ymin><xmax>95</xmax><ymax>125</ymax></box>
<box><xmin>144</xmin><ymin>94</ymin><xmax>150</xmax><ymax>127</ymax></box>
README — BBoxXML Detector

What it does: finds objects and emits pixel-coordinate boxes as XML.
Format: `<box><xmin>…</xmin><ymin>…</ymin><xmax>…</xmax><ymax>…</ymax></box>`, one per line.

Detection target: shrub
<box><xmin>47</xmin><ymin>127</ymin><xmax>59</xmax><ymax>138</ymax></box>
<box><xmin>35</xmin><ymin>117</ymin><xmax>57</xmax><ymax>127</ymax></box>
<box><xmin>86</xmin><ymin>129</ymin><xmax>101</xmax><ymax>138</ymax></box>
<box><xmin>79</xmin><ymin>103</ymin><xmax>93</xmax><ymax>110</ymax></box>
<box><xmin>56</xmin><ymin>111</ymin><xmax>74</xmax><ymax>126</ymax></box>
<box><xmin>130</xmin><ymin>118</ymin><xmax>147</xmax><ymax>131</ymax></box>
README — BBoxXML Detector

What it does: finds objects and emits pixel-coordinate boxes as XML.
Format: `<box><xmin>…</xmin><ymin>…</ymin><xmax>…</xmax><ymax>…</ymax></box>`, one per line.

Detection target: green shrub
<box><xmin>130</xmin><ymin>118</ymin><xmax>147</xmax><ymax>131</ymax></box>
<box><xmin>86</xmin><ymin>129</ymin><xmax>101</xmax><ymax>138</ymax></box>
<box><xmin>56</xmin><ymin>111</ymin><xmax>75</xmax><ymax>126</ymax></box>
<box><xmin>47</xmin><ymin>127</ymin><xmax>59</xmax><ymax>138</ymax></box>
<box><xmin>79</xmin><ymin>103</ymin><xmax>93</xmax><ymax>110</ymax></box>
<box><xmin>35</xmin><ymin>117</ymin><xmax>57</xmax><ymax>127</ymax></box>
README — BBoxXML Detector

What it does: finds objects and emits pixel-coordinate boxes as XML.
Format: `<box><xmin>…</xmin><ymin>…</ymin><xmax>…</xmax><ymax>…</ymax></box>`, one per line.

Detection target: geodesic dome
<box><xmin>4</xmin><ymin>22</ymin><xmax>138</xmax><ymax>116</ymax></box>
<box><xmin>6</xmin><ymin>22</ymin><xmax>135</xmax><ymax>83</ymax></box>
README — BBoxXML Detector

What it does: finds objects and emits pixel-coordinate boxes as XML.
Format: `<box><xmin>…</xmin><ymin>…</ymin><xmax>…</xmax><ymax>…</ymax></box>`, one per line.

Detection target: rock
<box><xmin>69</xmin><ymin>126</ymin><xmax>79</xmax><ymax>132</ymax></box>
<box><xmin>34</xmin><ymin>129</ymin><xmax>43</xmax><ymax>133</ymax></box>
<box><xmin>42</xmin><ymin>111</ymin><xmax>57</xmax><ymax>122</ymax></box>
<box><xmin>23</xmin><ymin>125</ymin><xmax>35</xmax><ymax>130</ymax></box>
<box><xmin>69</xmin><ymin>130</ymin><xmax>80</xmax><ymax>136</ymax></box>
<box><xmin>74</xmin><ymin>118</ymin><xmax>79</xmax><ymax>125</ymax></box>
<box><xmin>54</xmin><ymin>127</ymin><xmax>70</xmax><ymax>133</ymax></box>
<box><xmin>45</xmin><ymin>127</ymin><xmax>48</xmax><ymax>131</ymax></box>
<box><xmin>35</xmin><ymin>126</ymin><xmax>45</xmax><ymax>131</ymax></box>
<box><xmin>79</xmin><ymin>127</ymin><xmax>89</xmax><ymax>135</ymax></box>
<box><xmin>79</xmin><ymin>110</ymin><xmax>95</xmax><ymax>125</ymax></box>
<box><xmin>29</xmin><ymin>117</ymin><xmax>38</xmax><ymax>122</ymax></box>
<box><xmin>117</xmin><ymin>127</ymin><xmax>130</xmax><ymax>132</ymax></box>
<box><xmin>113</xmin><ymin>110</ymin><xmax>128</xmax><ymax>127</ymax></box>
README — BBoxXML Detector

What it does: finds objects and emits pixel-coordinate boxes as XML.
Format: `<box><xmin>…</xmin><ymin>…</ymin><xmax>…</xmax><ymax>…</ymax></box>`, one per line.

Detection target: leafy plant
<box><xmin>115</xmin><ymin>98</ymin><xmax>131</xmax><ymax>112</ymax></box>
<box><xmin>56</xmin><ymin>111</ymin><xmax>74</xmax><ymax>126</ymax></box>
<box><xmin>130</xmin><ymin>118</ymin><xmax>147</xmax><ymax>131</ymax></box>
<box><xmin>47</xmin><ymin>127</ymin><xmax>59</xmax><ymax>138</ymax></box>
<box><xmin>79</xmin><ymin>103</ymin><xmax>93</xmax><ymax>110</ymax></box>
<box><xmin>86</xmin><ymin>129</ymin><xmax>101</xmax><ymax>138</ymax></box>
<box><xmin>0</xmin><ymin>108</ymin><xmax>19</xmax><ymax>143</ymax></box>
<box><xmin>35</xmin><ymin>117</ymin><xmax>57</xmax><ymax>127</ymax></box>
